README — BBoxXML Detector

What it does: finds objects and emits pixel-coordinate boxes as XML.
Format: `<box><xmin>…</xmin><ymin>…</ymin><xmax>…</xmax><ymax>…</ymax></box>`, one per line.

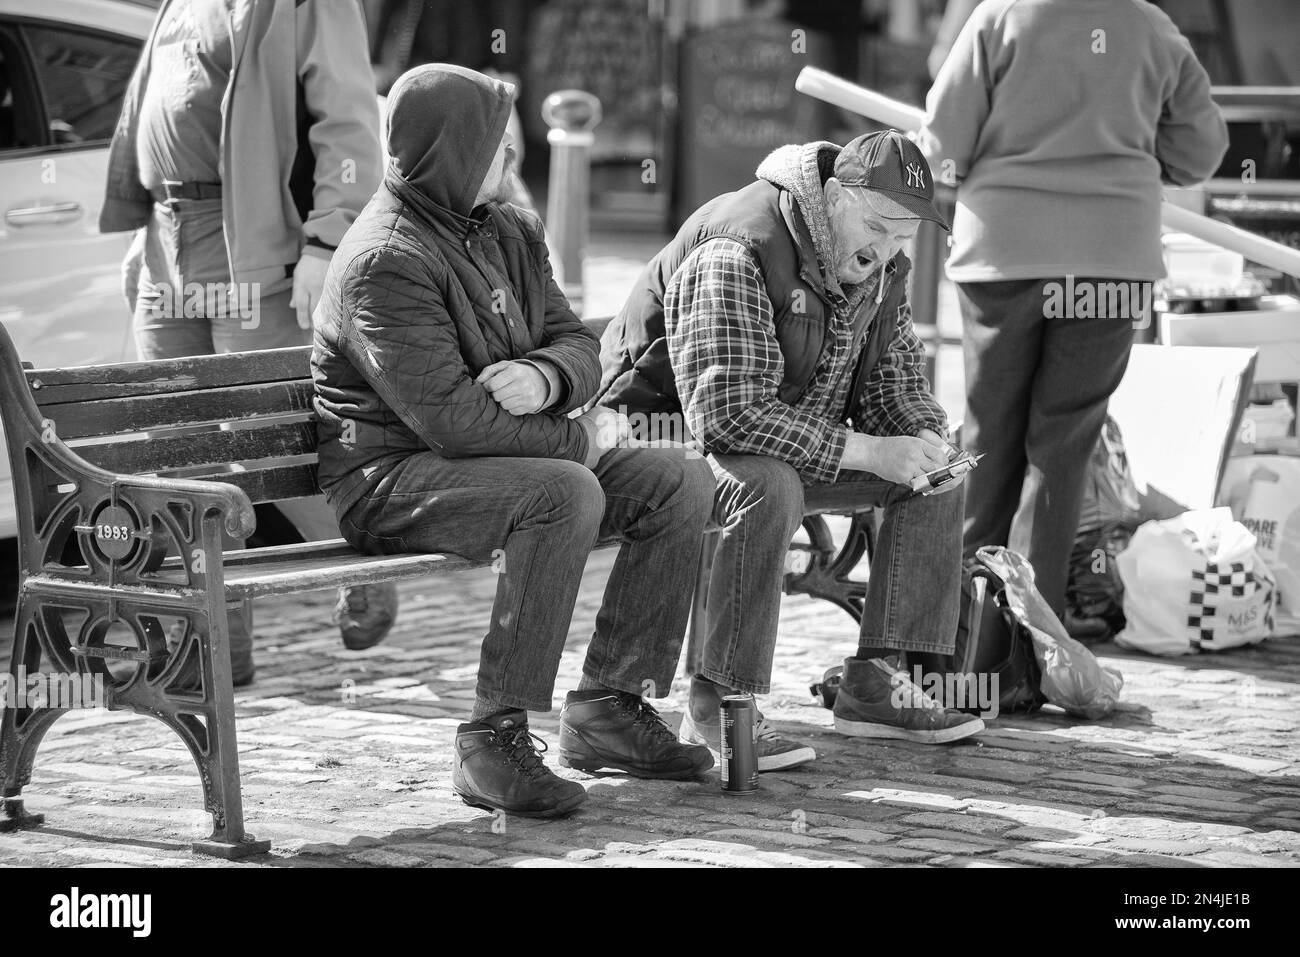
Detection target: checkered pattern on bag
<box><xmin>1187</xmin><ymin>561</ymin><xmax>1271</xmax><ymax>648</ymax></box>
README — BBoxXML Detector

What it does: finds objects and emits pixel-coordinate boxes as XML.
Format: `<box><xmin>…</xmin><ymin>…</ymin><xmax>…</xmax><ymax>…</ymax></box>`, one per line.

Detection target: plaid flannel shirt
<box><xmin>664</xmin><ymin>237</ymin><xmax>947</xmax><ymax>484</ymax></box>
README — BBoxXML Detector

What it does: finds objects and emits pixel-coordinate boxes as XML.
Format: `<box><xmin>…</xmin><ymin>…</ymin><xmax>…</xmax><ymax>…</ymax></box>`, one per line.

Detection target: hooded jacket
<box><xmin>311</xmin><ymin>64</ymin><xmax>599</xmax><ymax>517</ymax></box>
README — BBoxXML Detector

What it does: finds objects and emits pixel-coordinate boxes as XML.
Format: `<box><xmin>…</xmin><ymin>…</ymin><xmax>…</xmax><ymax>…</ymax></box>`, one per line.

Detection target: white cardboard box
<box><xmin>1108</xmin><ymin>345</ymin><xmax>1258</xmax><ymax>520</ymax></box>
<box><xmin>1160</xmin><ymin>295</ymin><xmax>1300</xmax><ymax>383</ymax></box>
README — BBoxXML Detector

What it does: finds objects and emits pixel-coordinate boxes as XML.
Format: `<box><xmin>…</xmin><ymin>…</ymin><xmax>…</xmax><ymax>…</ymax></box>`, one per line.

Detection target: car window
<box><xmin>0</xmin><ymin>30</ymin><xmax>14</xmax><ymax>149</ymax></box>
<box><xmin>23</xmin><ymin>23</ymin><xmax>139</xmax><ymax>147</ymax></box>
<box><xmin>0</xmin><ymin>23</ymin><xmax>43</xmax><ymax>151</ymax></box>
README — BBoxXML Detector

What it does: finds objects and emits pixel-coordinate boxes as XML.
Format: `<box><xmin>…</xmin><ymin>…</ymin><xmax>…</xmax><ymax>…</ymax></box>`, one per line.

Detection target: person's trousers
<box><xmin>132</xmin><ymin>198</ymin><xmax>341</xmax><ymax>646</ymax></box>
<box><xmin>701</xmin><ymin>453</ymin><xmax>965</xmax><ymax>695</ymax></box>
<box><xmin>957</xmin><ymin>277</ymin><xmax>1141</xmax><ymax>619</ymax></box>
<box><xmin>337</xmin><ymin>448</ymin><xmax>716</xmax><ymax>712</ymax></box>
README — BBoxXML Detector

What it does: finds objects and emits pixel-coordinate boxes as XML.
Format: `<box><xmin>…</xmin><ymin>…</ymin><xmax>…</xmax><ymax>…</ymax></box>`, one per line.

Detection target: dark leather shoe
<box><xmin>452</xmin><ymin>710</ymin><xmax>587</xmax><ymax>818</ymax></box>
<box><xmin>558</xmin><ymin>690</ymin><xmax>714</xmax><ymax>780</ymax></box>
<box><xmin>334</xmin><ymin>582</ymin><xmax>398</xmax><ymax>650</ymax></box>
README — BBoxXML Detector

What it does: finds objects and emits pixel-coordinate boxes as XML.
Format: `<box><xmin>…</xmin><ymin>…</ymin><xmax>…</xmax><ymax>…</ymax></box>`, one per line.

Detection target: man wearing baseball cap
<box><xmin>596</xmin><ymin>130</ymin><xmax>985</xmax><ymax>770</ymax></box>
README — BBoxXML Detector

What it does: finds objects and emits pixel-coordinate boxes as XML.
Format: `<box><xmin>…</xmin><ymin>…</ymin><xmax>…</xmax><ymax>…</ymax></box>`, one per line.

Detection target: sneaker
<box><xmin>452</xmin><ymin>709</ymin><xmax>587</xmax><ymax>818</ymax></box>
<box><xmin>679</xmin><ymin>674</ymin><xmax>816</xmax><ymax>771</ymax></box>
<box><xmin>832</xmin><ymin>656</ymin><xmax>985</xmax><ymax>743</ymax></box>
<box><xmin>333</xmin><ymin>582</ymin><xmax>399</xmax><ymax>650</ymax></box>
<box><xmin>559</xmin><ymin>690</ymin><xmax>714</xmax><ymax>780</ymax></box>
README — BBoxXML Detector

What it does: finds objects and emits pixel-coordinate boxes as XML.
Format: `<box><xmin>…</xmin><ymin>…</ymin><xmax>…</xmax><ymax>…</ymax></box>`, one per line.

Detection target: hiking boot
<box><xmin>559</xmin><ymin>690</ymin><xmax>714</xmax><ymax>779</ymax></box>
<box><xmin>679</xmin><ymin>674</ymin><xmax>816</xmax><ymax>771</ymax></box>
<box><xmin>832</xmin><ymin>656</ymin><xmax>985</xmax><ymax>743</ymax></box>
<box><xmin>334</xmin><ymin>582</ymin><xmax>399</xmax><ymax>650</ymax></box>
<box><xmin>452</xmin><ymin>709</ymin><xmax>587</xmax><ymax>818</ymax></box>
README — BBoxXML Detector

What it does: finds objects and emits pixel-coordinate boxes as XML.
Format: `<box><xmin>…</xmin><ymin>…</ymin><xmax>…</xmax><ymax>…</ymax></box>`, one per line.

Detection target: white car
<box><xmin>0</xmin><ymin>0</ymin><xmax>156</xmax><ymax>542</ymax></box>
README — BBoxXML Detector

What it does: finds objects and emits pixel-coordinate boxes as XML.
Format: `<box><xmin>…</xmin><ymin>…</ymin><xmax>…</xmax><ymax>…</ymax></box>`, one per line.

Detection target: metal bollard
<box><xmin>542</xmin><ymin>89</ymin><xmax>601</xmax><ymax>316</ymax></box>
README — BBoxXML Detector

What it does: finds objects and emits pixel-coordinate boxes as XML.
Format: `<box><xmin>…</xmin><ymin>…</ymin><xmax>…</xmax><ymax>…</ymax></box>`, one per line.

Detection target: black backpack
<box><xmin>942</xmin><ymin>559</ymin><xmax>1047</xmax><ymax>714</ymax></box>
<box><xmin>811</xmin><ymin>559</ymin><xmax>1046</xmax><ymax>715</ymax></box>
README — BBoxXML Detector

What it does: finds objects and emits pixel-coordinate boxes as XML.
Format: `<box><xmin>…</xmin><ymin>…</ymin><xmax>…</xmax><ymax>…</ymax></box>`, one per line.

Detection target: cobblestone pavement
<box><xmin>2</xmin><ymin>538</ymin><xmax>1298</xmax><ymax>869</ymax></box>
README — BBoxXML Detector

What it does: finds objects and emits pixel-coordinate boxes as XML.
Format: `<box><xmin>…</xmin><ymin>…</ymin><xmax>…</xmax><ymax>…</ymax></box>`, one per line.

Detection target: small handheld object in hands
<box><xmin>909</xmin><ymin>449</ymin><xmax>982</xmax><ymax>496</ymax></box>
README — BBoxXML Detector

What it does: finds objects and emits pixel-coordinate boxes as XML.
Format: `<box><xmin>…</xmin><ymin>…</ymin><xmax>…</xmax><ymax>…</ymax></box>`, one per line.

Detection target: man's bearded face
<box><xmin>475</xmin><ymin>131</ymin><xmax>518</xmax><ymax>207</ymax></box>
<box><xmin>825</xmin><ymin>183</ymin><xmax>920</xmax><ymax>286</ymax></box>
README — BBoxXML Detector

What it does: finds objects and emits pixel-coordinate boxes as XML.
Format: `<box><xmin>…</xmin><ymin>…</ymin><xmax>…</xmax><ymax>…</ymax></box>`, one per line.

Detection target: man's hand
<box><xmin>291</xmin><ymin>247</ymin><xmax>331</xmax><ymax>331</ymax></box>
<box><xmin>575</xmin><ymin>405</ymin><xmax>631</xmax><ymax>469</ymax></box>
<box><xmin>915</xmin><ymin>428</ymin><xmax>965</xmax><ymax>493</ymax></box>
<box><xmin>916</xmin><ymin>428</ymin><xmax>950</xmax><ymax>451</ymax></box>
<box><xmin>843</xmin><ymin>432</ymin><xmax>950</xmax><ymax>486</ymax></box>
<box><xmin>477</xmin><ymin>361</ymin><xmax>552</xmax><ymax>415</ymax></box>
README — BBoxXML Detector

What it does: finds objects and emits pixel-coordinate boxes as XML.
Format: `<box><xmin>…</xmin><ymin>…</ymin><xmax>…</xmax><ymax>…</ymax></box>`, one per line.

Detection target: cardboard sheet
<box><xmin>1107</xmin><ymin>345</ymin><xmax>1258</xmax><ymax>520</ymax></box>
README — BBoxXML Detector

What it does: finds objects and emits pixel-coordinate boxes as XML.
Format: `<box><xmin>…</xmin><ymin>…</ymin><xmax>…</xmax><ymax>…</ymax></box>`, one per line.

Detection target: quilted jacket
<box><xmin>311</xmin><ymin>64</ymin><xmax>599</xmax><ymax>517</ymax></box>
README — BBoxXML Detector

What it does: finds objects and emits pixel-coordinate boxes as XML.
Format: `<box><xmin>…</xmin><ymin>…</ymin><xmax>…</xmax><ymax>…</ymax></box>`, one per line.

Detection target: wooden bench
<box><xmin>0</xmin><ymin>318</ymin><xmax>877</xmax><ymax>858</ymax></box>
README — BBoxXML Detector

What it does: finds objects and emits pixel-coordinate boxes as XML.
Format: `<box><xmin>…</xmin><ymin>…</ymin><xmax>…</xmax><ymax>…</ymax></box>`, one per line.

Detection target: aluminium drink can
<box><xmin>720</xmin><ymin>693</ymin><xmax>758</xmax><ymax>794</ymax></box>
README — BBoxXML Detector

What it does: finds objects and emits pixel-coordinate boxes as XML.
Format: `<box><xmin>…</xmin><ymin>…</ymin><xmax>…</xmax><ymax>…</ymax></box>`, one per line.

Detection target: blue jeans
<box><xmin>337</xmin><ymin>447</ymin><xmax>716</xmax><ymax>712</ymax></box>
<box><xmin>702</xmin><ymin>453</ymin><xmax>965</xmax><ymax>694</ymax></box>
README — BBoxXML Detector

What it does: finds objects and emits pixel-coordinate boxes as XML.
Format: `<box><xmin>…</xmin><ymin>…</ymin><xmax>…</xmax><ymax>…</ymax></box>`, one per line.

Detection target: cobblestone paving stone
<box><xmin>3</xmin><ymin>531</ymin><xmax>1299</xmax><ymax>869</ymax></box>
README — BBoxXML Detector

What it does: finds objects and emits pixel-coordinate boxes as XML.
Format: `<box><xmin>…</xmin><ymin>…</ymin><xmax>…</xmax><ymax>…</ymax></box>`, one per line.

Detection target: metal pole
<box><xmin>542</xmin><ymin>90</ymin><xmax>602</xmax><ymax>316</ymax></box>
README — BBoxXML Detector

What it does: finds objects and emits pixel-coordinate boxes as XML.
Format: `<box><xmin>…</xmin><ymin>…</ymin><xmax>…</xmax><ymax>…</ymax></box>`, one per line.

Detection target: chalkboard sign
<box><xmin>523</xmin><ymin>0</ymin><xmax>660</xmax><ymax>161</ymax></box>
<box><xmin>676</xmin><ymin>19</ymin><xmax>832</xmax><ymax>223</ymax></box>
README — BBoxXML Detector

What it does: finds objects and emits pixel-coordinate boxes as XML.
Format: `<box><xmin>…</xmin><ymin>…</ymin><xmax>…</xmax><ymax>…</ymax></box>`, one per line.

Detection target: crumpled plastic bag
<box><xmin>977</xmin><ymin>546</ymin><xmax>1124</xmax><ymax>720</ymax></box>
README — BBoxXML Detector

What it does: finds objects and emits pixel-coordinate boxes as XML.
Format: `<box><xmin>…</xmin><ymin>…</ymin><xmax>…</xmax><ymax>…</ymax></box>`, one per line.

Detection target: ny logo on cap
<box><xmin>905</xmin><ymin>162</ymin><xmax>927</xmax><ymax>190</ymax></box>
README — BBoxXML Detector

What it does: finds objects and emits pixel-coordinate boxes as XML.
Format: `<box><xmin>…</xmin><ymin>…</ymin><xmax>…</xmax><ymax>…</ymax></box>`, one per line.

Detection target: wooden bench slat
<box><xmin>221</xmin><ymin>537</ymin><xmax>624</xmax><ymax>599</ymax></box>
<box><xmin>48</xmin><ymin>380</ymin><xmax>316</xmax><ymax>440</ymax></box>
<box><xmin>75</xmin><ymin>421</ymin><xmax>318</xmax><ymax>475</ymax></box>
<box><xmin>217</xmin><ymin>539</ymin><xmax>357</xmax><ymax>566</ymax></box>
<box><xmin>155</xmin><ymin>539</ymin><xmax>357</xmax><ymax>572</ymax></box>
<box><xmin>185</xmin><ymin>462</ymin><xmax>322</xmax><ymax>504</ymax></box>
<box><xmin>28</xmin><ymin>347</ymin><xmax>312</xmax><ymax>405</ymax></box>
<box><xmin>223</xmin><ymin>551</ymin><xmax>483</xmax><ymax>598</ymax></box>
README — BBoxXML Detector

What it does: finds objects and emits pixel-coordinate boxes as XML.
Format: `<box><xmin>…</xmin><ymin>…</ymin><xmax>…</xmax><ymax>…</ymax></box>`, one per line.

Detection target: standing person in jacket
<box><xmin>99</xmin><ymin>0</ymin><xmax>398</xmax><ymax>685</ymax></box>
<box><xmin>313</xmin><ymin>64</ymin><xmax>717</xmax><ymax>819</ymax></box>
<box><xmin>598</xmin><ymin>131</ymin><xmax>989</xmax><ymax>770</ymax></box>
<box><xmin>917</xmin><ymin>0</ymin><xmax>1229</xmax><ymax>619</ymax></box>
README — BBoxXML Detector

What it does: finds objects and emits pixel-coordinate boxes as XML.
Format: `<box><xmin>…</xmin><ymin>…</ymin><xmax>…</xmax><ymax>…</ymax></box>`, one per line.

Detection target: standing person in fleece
<box><xmin>918</xmin><ymin>0</ymin><xmax>1228</xmax><ymax>619</ymax></box>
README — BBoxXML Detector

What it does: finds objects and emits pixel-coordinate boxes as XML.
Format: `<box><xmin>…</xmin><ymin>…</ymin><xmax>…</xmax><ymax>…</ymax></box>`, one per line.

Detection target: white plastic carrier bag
<box><xmin>1116</xmin><ymin>507</ymin><xmax>1276</xmax><ymax>655</ymax></box>
<box><xmin>1219</xmin><ymin>454</ymin><xmax>1300</xmax><ymax>636</ymax></box>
